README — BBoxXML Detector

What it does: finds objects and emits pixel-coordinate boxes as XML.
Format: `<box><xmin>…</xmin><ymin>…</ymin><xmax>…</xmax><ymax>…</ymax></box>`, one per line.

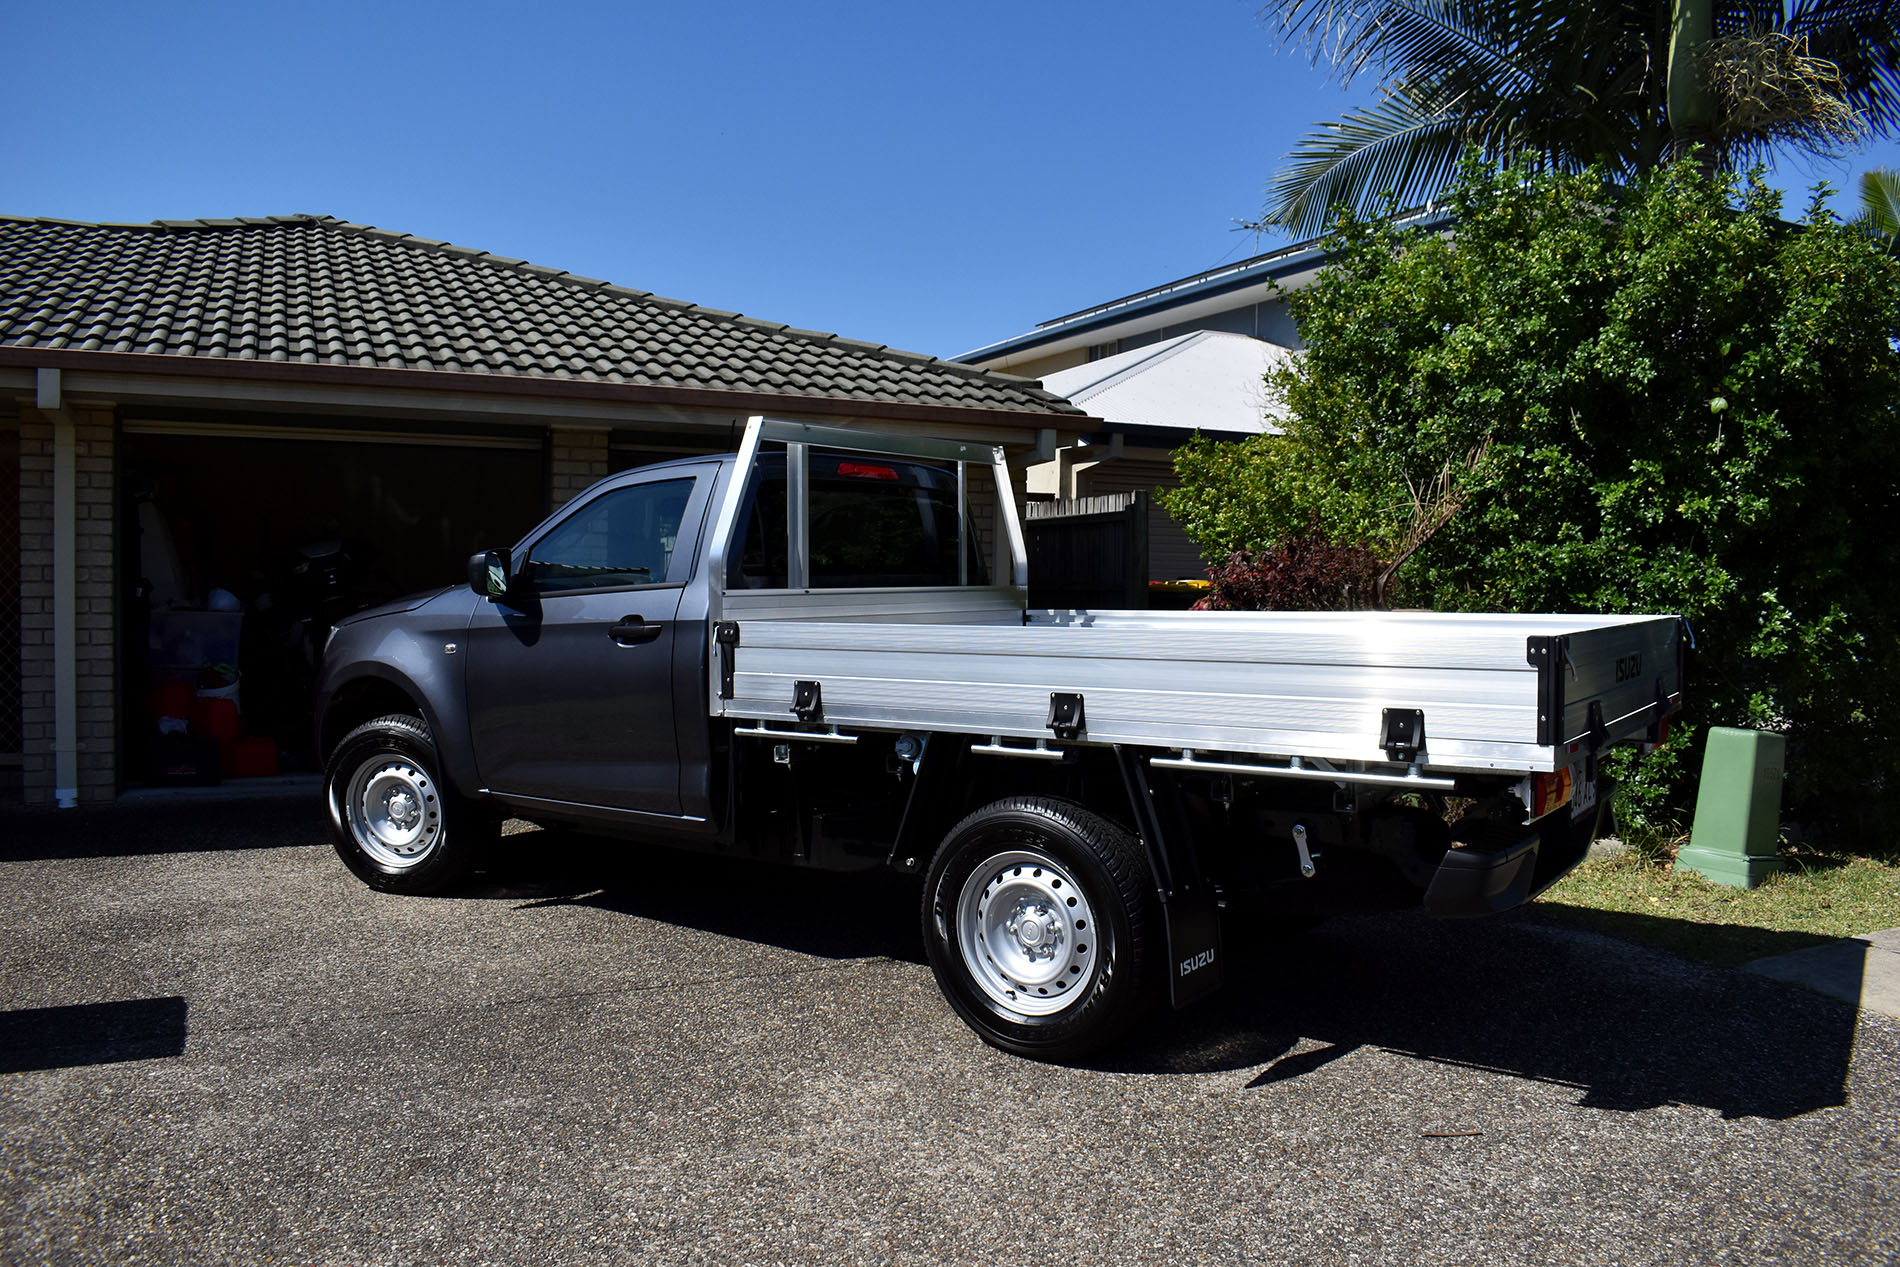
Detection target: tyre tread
<box><xmin>923</xmin><ymin>794</ymin><xmax>1161</xmax><ymax>1061</ymax></box>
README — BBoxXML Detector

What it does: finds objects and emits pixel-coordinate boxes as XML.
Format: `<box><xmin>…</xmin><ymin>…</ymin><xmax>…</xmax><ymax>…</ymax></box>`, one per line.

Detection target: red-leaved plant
<box><xmin>1193</xmin><ymin>526</ymin><xmax>1387</xmax><ymax>611</ymax></box>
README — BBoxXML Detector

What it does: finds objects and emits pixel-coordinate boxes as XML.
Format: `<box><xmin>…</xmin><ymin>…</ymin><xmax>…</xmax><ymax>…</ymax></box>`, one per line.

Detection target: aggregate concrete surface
<box><xmin>1</xmin><ymin>800</ymin><xmax>1895</xmax><ymax>1266</ymax></box>
<box><xmin>1747</xmin><ymin>929</ymin><xmax>1900</xmax><ymax>1020</ymax></box>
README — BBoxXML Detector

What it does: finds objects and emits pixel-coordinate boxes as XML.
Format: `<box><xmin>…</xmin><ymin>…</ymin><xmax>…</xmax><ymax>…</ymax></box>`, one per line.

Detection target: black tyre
<box><xmin>922</xmin><ymin>796</ymin><xmax>1161</xmax><ymax>1061</ymax></box>
<box><xmin>324</xmin><ymin>713</ymin><xmax>495</xmax><ymax>894</ymax></box>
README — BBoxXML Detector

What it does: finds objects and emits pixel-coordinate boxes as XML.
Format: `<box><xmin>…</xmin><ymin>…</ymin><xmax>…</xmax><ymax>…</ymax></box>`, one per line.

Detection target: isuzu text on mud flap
<box><xmin>317</xmin><ymin>417</ymin><xmax>1685</xmax><ymax>1061</ymax></box>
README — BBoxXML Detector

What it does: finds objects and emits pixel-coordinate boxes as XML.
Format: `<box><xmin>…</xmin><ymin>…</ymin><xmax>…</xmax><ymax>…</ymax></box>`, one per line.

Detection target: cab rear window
<box><xmin>729</xmin><ymin>453</ymin><xmax>987</xmax><ymax>589</ymax></box>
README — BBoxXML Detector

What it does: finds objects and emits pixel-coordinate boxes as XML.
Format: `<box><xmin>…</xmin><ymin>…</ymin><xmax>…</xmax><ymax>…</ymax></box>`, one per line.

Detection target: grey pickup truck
<box><xmin>317</xmin><ymin>417</ymin><xmax>1686</xmax><ymax>1060</ymax></box>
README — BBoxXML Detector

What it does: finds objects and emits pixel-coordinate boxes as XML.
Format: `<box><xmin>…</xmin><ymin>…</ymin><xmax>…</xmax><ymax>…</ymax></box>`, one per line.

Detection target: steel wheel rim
<box><xmin>344</xmin><ymin>755</ymin><xmax>442</xmax><ymax>870</ymax></box>
<box><xmin>956</xmin><ymin>849</ymin><xmax>1098</xmax><ymax>1017</ymax></box>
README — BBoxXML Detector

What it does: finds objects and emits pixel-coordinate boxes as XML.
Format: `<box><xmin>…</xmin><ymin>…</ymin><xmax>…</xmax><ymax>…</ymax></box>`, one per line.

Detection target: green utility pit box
<box><xmin>1677</xmin><ymin>727</ymin><xmax>1786</xmax><ymax>888</ymax></box>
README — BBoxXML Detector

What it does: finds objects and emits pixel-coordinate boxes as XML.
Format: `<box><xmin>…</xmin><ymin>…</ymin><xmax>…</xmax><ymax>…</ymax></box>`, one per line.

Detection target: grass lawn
<box><xmin>1531</xmin><ymin>840</ymin><xmax>1900</xmax><ymax>969</ymax></box>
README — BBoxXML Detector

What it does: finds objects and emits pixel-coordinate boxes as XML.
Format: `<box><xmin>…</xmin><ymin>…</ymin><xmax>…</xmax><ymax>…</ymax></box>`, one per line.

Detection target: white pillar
<box><xmin>38</xmin><ymin>369</ymin><xmax>77</xmax><ymax>808</ymax></box>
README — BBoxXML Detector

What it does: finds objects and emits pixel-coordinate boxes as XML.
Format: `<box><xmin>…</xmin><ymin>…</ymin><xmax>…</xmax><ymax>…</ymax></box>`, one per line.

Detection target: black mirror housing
<box><xmin>467</xmin><ymin>548</ymin><xmax>512</xmax><ymax>599</ymax></box>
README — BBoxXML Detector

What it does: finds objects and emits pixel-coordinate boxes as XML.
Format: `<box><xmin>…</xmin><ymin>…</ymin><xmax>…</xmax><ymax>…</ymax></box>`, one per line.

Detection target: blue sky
<box><xmin>7</xmin><ymin>1</ymin><xmax>1897</xmax><ymax>360</ymax></box>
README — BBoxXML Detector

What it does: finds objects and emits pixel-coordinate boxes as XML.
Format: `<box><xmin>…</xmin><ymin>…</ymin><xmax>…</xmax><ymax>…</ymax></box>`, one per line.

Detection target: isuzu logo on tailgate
<box><xmin>1615</xmin><ymin>652</ymin><xmax>1642</xmax><ymax>683</ymax></box>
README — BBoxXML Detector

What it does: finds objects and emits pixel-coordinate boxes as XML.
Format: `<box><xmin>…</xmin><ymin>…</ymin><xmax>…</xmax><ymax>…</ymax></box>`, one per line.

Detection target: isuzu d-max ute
<box><xmin>317</xmin><ymin>417</ymin><xmax>1685</xmax><ymax>1060</ymax></box>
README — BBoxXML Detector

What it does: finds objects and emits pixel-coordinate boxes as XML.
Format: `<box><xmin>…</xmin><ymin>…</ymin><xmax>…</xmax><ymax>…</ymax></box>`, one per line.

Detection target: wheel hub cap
<box><xmin>1006</xmin><ymin>902</ymin><xmax>1061</xmax><ymax>958</ymax></box>
<box><xmin>385</xmin><ymin>789</ymin><xmax>420</xmax><ymax>830</ymax></box>
<box><xmin>342</xmin><ymin>757</ymin><xmax>442</xmax><ymax>870</ymax></box>
<box><xmin>954</xmin><ymin>850</ymin><xmax>1099</xmax><ymax>1018</ymax></box>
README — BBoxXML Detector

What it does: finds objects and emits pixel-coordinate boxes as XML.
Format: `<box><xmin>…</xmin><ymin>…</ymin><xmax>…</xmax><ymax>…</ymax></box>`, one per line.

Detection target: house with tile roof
<box><xmin>0</xmin><ymin>213</ymin><xmax>1089</xmax><ymax>806</ymax></box>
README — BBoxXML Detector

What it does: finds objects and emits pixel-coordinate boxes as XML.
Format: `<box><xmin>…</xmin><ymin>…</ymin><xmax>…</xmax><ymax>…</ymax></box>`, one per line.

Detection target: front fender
<box><xmin>316</xmin><ymin>595</ymin><xmax>481</xmax><ymax>797</ymax></box>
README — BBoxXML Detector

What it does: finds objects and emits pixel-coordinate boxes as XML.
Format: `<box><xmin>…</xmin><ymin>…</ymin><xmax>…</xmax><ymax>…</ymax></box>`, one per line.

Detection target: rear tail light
<box><xmin>837</xmin><ymin>462</ymin><xmax>899</xmax><ymax>481</ymax></box>
<box><xmin>1530</xmin><ymin>767</ymin><xmax>1573</xmax><ymax>818</ymax></box>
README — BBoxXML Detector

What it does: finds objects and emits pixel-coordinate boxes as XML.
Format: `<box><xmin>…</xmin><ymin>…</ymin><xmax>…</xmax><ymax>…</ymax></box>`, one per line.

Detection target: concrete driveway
<box><xmin>2</xmin><ymin>800</ymin><xmax>1895</xmax><ymax>1265</ymax></box>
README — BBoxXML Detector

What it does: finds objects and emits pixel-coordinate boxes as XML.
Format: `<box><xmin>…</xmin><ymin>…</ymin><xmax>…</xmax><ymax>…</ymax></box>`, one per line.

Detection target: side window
<box><xmin>527</xmin><ymin>478</ymin><xmax>694</xmax><ymax>594</ymax></box>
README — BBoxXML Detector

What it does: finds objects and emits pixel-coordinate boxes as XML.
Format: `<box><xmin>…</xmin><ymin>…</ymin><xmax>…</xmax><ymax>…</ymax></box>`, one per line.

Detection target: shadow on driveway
<box><xmin>0</xmin><ymin>997</ymin><xmax>189</xmax><ymax>1074</ymax></box>
<box><xmin>1100</xmin><ymin>907</ymin><xmax>1858</xmax><ymax>1121</ymax></box>
<box><xmin>0</xmin><ymin>797</ymin><xmax>325</xmax><ymax>861</ymax></box>
<box><xmin>472</xmin><ymin>826</ymin><xmax>927</xmax><ymax>965</ymax></box>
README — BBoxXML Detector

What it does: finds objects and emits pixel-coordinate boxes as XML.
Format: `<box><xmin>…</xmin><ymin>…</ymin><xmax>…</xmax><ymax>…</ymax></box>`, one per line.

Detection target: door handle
<box><xmin>609</xmin><ymin>616</ymin><xmax>664</xmax><ymax>645</ymax></box>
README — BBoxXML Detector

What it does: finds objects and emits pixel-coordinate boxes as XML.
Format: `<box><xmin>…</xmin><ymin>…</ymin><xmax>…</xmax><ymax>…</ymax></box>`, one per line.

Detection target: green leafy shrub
<box><xmin>1163</xmin><ymin>156</ymin><xmax>1900</xmax><ymax>835</ymax></box>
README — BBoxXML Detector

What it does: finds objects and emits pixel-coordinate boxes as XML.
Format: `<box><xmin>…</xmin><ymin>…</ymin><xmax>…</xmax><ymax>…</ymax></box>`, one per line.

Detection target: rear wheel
<box><xmin>325</xmin><ymin>713</ymin><xmax>494</xmax><ymax>894</ymax></box>
<box><xmin>922</xmin><ymin>796</ymin><xmax>1161</xmax><ymax>1061</ymax></box>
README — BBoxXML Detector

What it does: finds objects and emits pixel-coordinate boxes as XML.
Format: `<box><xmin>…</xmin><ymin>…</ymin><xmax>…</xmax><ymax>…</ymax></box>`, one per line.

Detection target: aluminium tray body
<box><xmin>711</xmin><ymin>606</ymin><xmax>1685</xmax><ymax>776</ymax></box>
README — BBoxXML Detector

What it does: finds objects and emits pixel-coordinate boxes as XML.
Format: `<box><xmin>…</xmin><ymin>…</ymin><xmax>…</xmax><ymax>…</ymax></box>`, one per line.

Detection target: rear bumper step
<box><xmin>1423</xmin><ymin>780</ymin><xmax>1615</xmax><ymax>919</ymax></box>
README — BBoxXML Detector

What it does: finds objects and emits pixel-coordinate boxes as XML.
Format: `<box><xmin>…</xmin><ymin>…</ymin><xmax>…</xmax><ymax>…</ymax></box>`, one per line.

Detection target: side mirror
<box><xmin>467</xmin><ymin>548</ymin><xmax>513</xmax><ymax>600</ymax></box>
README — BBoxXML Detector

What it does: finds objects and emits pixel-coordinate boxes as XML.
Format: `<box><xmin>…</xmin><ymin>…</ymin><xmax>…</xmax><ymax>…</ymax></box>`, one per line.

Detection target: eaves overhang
<box><xmin>0</xmin><ymin>346</ymin><xmax>1100</xmax><ymax>437</ymax></box>
<box><xmin>957</xmin><ymin>208</ymin><xmax>1453</xmax><ymax>370</ymax></box>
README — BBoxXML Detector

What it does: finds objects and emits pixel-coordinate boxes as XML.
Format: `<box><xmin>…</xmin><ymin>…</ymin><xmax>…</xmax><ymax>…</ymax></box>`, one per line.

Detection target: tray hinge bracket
<box><xmin>1047</xmin><ymin>692</ymin><xmax>1086</xmax><ymax>741</ymax></box>
<box><xmin>792</xmin><ymin>679</ymin><xmax>824</xmax><ymax>723</ymax></box>
<box><xmin>1380</xmin><ymin>707</ymin><xmax>1426</xmax><ymax>763</ymax></box>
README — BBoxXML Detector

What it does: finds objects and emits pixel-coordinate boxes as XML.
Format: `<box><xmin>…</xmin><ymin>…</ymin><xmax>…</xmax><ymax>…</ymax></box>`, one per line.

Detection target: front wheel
<box><xmin>922</xmin><ymin>796</ymin><xmax>1161</xmax><ymax>1061</ymax></box>
<box><xmin>324</xmin><ymin>713</ymin><xmax>494</xmax><ymax>894</ymax></box>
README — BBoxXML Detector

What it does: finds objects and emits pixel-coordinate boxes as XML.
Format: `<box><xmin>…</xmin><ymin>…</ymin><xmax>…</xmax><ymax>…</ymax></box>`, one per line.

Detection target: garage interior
<box><xmin>119</xmin><ymin>415</ymin><xmax>551</xmax><ymax>785</ymax></box>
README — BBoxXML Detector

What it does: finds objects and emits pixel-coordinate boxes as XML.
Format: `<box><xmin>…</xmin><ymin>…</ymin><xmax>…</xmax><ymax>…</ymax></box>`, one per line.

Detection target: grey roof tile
<box><xmin>0</xmin><ymin>214</ymin><xmax>1082</xmax><ymax>416</ymax></box>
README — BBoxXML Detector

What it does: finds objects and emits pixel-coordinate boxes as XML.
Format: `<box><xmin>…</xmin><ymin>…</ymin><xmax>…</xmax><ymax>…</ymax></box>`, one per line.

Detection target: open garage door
<box><xmin>120</xmin><ymin>421</ymin><xmax>548</xmax><ymax>785</ymax></box>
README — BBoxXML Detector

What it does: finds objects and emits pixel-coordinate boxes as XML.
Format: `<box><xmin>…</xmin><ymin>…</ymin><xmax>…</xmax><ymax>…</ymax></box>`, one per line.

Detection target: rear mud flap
<box><xmin>1115</xmin><ymin>746</ymin><xmax>1224</xmax><ymax>1009</ymax></box>
<box><xmin>1163</xmin><ymin>890</ymin><xmax>1223</xmax><ymax>1009</ymax></box>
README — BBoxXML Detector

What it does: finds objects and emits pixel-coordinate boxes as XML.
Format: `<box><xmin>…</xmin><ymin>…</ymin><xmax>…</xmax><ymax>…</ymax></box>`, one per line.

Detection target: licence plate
<box><xmin>1569</xmin><ymin>757</ymin><xmax>1598</xmax><ymax>820</ymax></box>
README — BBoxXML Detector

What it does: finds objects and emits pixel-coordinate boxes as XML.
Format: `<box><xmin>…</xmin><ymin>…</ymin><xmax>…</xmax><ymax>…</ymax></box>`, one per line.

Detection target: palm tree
<box><xmin>1259</xmin><ymin>1</ymin><xmax>1900</xmax><ymax>235</ymax></box>
<box><xmin>1862</xmin><ymin>166</ymin><xmax>1900</xmax><ymax>239</ymax></box>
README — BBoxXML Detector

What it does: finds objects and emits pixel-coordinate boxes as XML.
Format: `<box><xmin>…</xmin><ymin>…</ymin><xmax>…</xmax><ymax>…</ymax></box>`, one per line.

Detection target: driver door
<box><xmin>464</xmin><ymin>467</ymin><xmax>713</xmax><ymax>813</ymax></box>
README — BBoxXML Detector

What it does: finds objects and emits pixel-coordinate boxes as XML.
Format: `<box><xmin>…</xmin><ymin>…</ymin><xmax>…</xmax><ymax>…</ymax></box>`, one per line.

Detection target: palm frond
<box><xmin>1861</xmin><ymin>167</ymin><xmax>1900</xmax><ymax>238</ymax></box>
<box><xmin>1263</xmin><ymin>87</ymin><xmax>1472</xmax><ymax>236</ymax></box>
<box><xmin>1267</xmin><ymin>0</ymin><xmax>1546</xmax><ymax>96</ymax></box>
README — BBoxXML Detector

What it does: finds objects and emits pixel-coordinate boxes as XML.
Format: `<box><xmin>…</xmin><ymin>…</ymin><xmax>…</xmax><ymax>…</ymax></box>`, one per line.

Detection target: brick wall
<box><xmin>17</xmin><ymin>405</ymin><xmax>116</xmax><ymax>805</ymax></box>
<box><xmin>0</xmin><ymin>416</ymin><xmax>18</xmax><ymax>762</ymax></box>
<box><xmin>550</xmin><ymin>428</ymin><xmax>609</xmax><ymax>508</ymax></box>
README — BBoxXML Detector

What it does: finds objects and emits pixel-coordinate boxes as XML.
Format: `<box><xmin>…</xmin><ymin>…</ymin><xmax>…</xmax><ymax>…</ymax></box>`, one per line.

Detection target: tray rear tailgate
<box><xmin>1528</xmin><ymin>615</ymin><xmax>1685</xmax><ymax>750</ymax></box>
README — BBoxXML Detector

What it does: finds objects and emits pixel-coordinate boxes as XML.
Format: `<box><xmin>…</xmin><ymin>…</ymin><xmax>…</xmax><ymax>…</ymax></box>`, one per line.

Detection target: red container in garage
<box><xmin>192</xmin><ymin>697</ymin><xmax>241</xmax><ymax>745</ymax></box>
<box><xmin>230</xmin><ymin>737</ymin><xmax>278</xmax><ymax>779</ymax></box>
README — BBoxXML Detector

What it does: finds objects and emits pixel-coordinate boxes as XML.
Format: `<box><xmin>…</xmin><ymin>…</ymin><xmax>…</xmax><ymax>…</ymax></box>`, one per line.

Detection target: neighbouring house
<box><xmin>0</xmin><ymin>213</ymin><xmax>1089</xmax><ymax>806</ymax></box>
<box><xmin>957</xmin><ymin>213</ymin><xmax>1450</xmax><ymax>581</ymax></box>
<box><xmin>1031</xmin><ymin>330</ymin><xmax>1293</xmax><ymax>580</ymax></box>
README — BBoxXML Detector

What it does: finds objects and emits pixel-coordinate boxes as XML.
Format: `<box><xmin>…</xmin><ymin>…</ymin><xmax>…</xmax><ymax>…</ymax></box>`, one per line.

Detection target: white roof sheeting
<box><xmin>1037</xmin><ymin>330</ymin><xmax>1292</xmax><ymax>437</ymax></box>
